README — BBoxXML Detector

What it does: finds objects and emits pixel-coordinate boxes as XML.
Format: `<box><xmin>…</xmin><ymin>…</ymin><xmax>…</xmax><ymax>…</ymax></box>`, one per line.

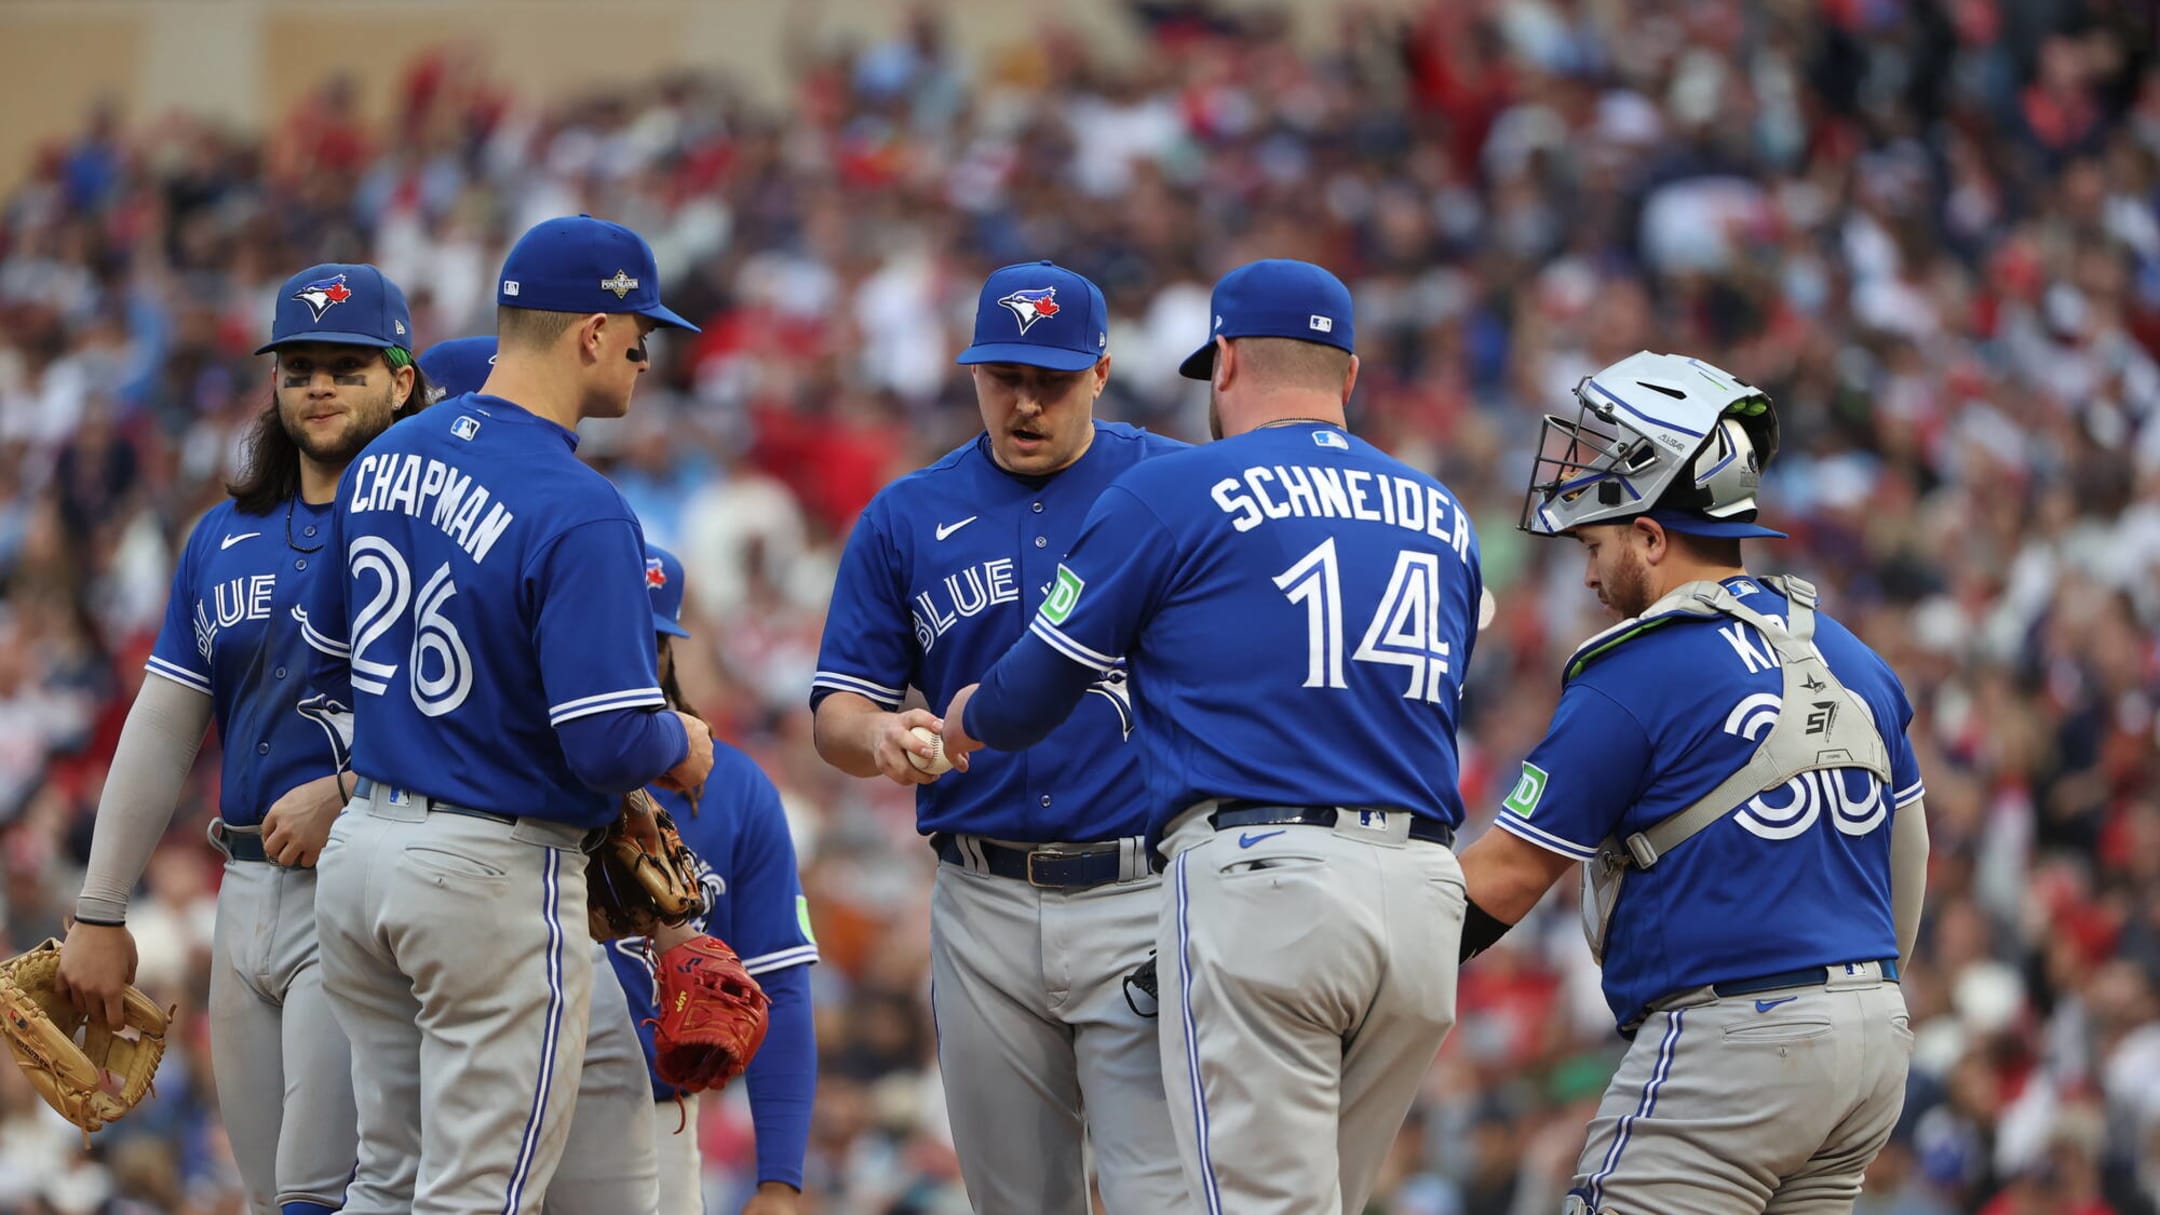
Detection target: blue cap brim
<box><xmin>1178</xmin><ymin>340</ymin><xmax>1218</xmax><ymax>380</ymax></box>
<box><xmin>654</xmin><ymin>613</ymin><xmax>691</xmax><ymax>639</ymax></box>
<box><xmin>956</xmin><ymin>343</ymin><xmax>1102</xmax><ymax>372</ymax></box>
<box><xmin>256</xmin><ymin>333</ymin><xmax>400</xmax><ymax>356</ymax></box>
<box><xmin>1646</xmin><ymin>510</ymin><xmax>1788</xmax><ymax>540</ymax></box>
<box><xmin>635</xmin><ymin>302</ymin><xmax>701</xmax><ymax>333</ymax></box>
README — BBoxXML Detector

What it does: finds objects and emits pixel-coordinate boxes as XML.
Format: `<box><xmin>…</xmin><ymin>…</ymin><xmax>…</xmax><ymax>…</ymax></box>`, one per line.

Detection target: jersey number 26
<box><xmin>347</xmin><ymin>537</ymin><xmax>475</xmax><ymax>717</ymax></box>
<box><xmin>1274</xmin><ymin>538</ymin><xmax>1454</xmax><ymax>703</ymax></box>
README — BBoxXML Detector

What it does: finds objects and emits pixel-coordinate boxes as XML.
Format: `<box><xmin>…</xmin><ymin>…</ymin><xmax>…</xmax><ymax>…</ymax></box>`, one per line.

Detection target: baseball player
<box><xmin>810</xmin><ymin>261</ymin><xmax>1191</xmax><ymax>1214</ymax></box>
<box><xmin>607</xmin><ymin>543</ymin><xmax>818</xmax><ymax>1215</ymax></box>
<box><xmin>294</xmin><ymin>216</ymin><xmax>715</xmax><ymax>1215</ymax></box>
<box><xmin>56</xmin><ymin>264</ymin><xmax>429</xmax><ymax>1215</ymax></box>
<box><xmin>422</xmin><ymin>333</ymin><xmax>818</xmax><ymax>1215</ymax></box>
<box><xmin>943</xmin><ymin>259</ymin><xmax>1483</xmax><ymax>1215</ymax></box>
<box><xmin>1454</xmin><ymin>352</ymin><xmax>1928</xmax><ymax>1214</ymax></box>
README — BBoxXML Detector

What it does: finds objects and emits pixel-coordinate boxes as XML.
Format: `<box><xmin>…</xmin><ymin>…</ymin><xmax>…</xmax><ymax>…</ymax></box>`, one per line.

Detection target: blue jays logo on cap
<box><xmin>645</xmin><ymin>558</ymin><xmax>667</xmax><ymax>589</ymax></box>
<box><xmin>997</xmin><ymin>287</ymin><xmax>1062</xmax><ymax>334</ymax></box>
<box><xmin>256</xmin><ymin>263</ymin><xmax>415</xmax><ymax>356</ymax></box>
<box><xmin>957</xmin><ymin>261</ymin><xmax>1109</xmax><ymax>373</ymax></box>
<box><xmin>294</xmin><ymin>274</ymin><xmax>354</xmax><ymax>321</ymax></box>
<box><xmin>643</xmin><ymin>544</ymin><xmax>691</xmax><ymax>638</ymax></box>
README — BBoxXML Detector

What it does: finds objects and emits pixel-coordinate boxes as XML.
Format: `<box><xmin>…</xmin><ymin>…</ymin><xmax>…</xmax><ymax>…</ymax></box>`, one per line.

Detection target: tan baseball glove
<box><xmin>587</xmin><ymin>789</ymin><xmax>705</xmax><ymax>941</ymax></box>
<box><xmin>0</xmin><ymin>939</ymin><xmax>170</xmax><ymax>1144</ymax></box>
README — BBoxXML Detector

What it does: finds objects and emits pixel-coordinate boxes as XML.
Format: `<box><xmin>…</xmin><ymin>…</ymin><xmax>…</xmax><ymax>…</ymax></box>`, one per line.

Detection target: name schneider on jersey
<box><xmin>1207</xmin><ymin>451</ymin><xmax>1475</xmax><ymax>565</ymax></box>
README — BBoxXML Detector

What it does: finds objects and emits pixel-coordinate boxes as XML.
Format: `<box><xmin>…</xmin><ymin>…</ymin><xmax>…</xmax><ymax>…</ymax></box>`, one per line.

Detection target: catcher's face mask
<box><xmin>1520</xmin><ymin>350</ymin><xmax>1781</xmax><ymax>537</ymax></box>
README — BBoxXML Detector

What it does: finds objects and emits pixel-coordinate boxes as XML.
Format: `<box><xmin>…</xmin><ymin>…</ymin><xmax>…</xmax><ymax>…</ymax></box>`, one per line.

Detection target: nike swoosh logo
<box><xmin>220</xmin><ymin>532</ymin><xmax>262</xmax><ymax>550</ymax></box>
<box><xmin>934</xmin><ymin>516</ymin><xmax>978</xmax><ymax>541</ymax></box>
<box><xmin>1755</xmin><ymin>996</ymin><xmax>1799</xmax><ymax>1013</ymax></box>
<box><xmin>1237</xmin><ymin>830</ymin><xmax>1285</xmax><ymax>849</ymax></box>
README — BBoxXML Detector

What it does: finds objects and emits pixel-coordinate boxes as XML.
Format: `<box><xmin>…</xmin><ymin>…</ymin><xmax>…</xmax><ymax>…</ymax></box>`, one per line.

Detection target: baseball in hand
<box><xmin>906</xmin><ymin>726</ymin><xmax>953</xmax><ymax>775</ymax></box>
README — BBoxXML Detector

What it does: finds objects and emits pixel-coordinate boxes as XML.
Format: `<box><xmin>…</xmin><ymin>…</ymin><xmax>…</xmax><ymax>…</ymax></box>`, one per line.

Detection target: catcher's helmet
<box><xmin>1520</xmin><ymin>350</ymin><xmax>1784</xmax><ymax>539</ymax></box>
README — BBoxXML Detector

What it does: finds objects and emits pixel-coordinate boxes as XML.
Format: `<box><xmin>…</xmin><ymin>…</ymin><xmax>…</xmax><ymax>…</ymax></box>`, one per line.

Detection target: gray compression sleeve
<box><xmin>75</xmin><ymin>674</ymin><xmax>214</xmax><ymax>924</ymax></box>
<box><xmin>1891</xmin><ymin>797</ymin><xmax>1929</xmax><ymax>974</ymax></box>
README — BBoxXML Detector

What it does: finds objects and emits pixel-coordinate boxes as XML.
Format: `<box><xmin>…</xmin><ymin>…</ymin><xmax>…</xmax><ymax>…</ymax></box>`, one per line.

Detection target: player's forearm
<box><xmin>1891</xmin><ymin>798</ymin><xmax>1928</xmax><ymax>972</ymax></box>
<box><xmin>962</xmin><ymin>637</ymin><xmax>1098</xmax><ymax>752</ymax></box>
<box><xmin>810</xmin><ymin>694</ymin><xmax>889</xmax><ymax>778</ymax></box>
<box><xmin>78</xmin><ymin>677</ymin><xmax>214</xmax><ymax>923</ymax></box>
<box><xmin>555</xmin><ymin>707</ymin><xmax>690</xmax><ymax>793</ymax></box>
<box><xmin>743</xmin><ymin>962</ymin><xmax>815</xmax><ymax>1190</ymax></box>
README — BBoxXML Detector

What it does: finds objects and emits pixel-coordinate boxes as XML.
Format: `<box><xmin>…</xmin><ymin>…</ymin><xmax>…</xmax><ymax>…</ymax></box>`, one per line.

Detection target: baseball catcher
<box><xmin>1</xmin><ymin>938</ymin><xmax>170</xmax><ymax>1144</ymax></box>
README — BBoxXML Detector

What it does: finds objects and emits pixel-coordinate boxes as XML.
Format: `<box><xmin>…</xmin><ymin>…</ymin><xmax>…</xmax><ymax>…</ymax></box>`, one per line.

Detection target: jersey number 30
<box><xmin>1274</xmin><ymin>538</ymin><xmax>1452</xmax><ymax>703</ymax></box>
<box><xmin>347</xmin><ymin>537</ymin><xmax>475</xmax><ymax>717</ymax></box>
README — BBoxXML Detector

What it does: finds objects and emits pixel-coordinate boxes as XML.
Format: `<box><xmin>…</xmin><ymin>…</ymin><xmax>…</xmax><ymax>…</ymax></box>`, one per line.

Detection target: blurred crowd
<box><xmin>2</xmin><ymin>0</ymin><xmax>2158</xmax><ymax>1211</ymax></box>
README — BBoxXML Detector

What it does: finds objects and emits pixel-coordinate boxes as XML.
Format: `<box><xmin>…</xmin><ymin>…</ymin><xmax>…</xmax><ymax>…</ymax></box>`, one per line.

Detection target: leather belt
<box><xmin>1208</xmin><ymin>802</ymin><xmax>1457</xmax><ymax>848</ymax></box>
<box><xmin>933</xmin><ymin>835</ymin><xmax>1140</xmax><ymax>890</ymax></box>
<box><xmin>1713</xmin><ymin>959</ymin><xmax>1900</xmax><ymax>999</ymax></box>
<box><xmin>353</xmin><ymin>777</ymin><xmax>518</xmax><ymax>826</ymax></box>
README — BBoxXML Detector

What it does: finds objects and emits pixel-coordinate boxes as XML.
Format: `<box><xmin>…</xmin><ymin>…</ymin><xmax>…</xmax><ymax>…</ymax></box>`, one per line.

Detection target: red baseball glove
<box><xmin>649</xmin><ymin>934</ymin><xmax>770</xmax><ymax>1093</ymax></box>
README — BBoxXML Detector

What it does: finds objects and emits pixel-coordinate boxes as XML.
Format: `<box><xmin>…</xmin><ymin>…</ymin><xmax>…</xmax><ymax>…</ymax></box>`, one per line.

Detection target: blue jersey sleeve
<box><xmin>727</xmin><ymin>776</ymin><xmax>819</xmax><ymax>975</ymax></box>
<box><xmin>1490</xmin><ymin>681</ymin><xmax>1651</xmax><ymax>862</ymax></box>
<box><xmin>147</xmin><ymin>520</ymin><xmax>212</xmax><ymax>695</ymax></box>
<box><xmin>528</xmin><ymin>519</ymin><xmax>669</xmax><ymax>727</ymax></box>
<box><xmin>966</xmin><ymin>484</ymin><xmax>1177</xmax><ymax>750</ymax></box>
<box><xmin>810</xmin><ymin>502</ymin><xmax>912</xmax><ymax>711</ymax></box>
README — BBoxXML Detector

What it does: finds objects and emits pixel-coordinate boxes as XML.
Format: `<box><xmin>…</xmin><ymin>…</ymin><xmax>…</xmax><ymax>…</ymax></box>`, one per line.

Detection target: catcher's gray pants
<box><xmin>652</xmin><ymin>1094</ymin><xmax>703</xmax><ymax>1215</ymax></box>
<box><xmin>207</xmin><ymin>829</ymin><xmax>358</xmax><ymax>1214</ymax></box>
<box><xmin>929</xmin><ymin>839</ymin><xmax>1193</xmax><ymax>1215</ymax></box>
<box><xmin>316</xmin><ymin>786</ymin><xmax>594</xmax><ymax>1215</ymax></box>
<box><xmin>1567</xmin><ymin>964</ymin><xmax>1912</xmax><ymax>1215</ymax></box>
<box><xmin>1158</xmin><ymin>808</ymin><xmax>1466</xmax><ymax>1215</ymax></box>
<box><xmin>546</xmin><ymin>943</ymin><xmax>660</xmax><ymax>1215</ymax></box>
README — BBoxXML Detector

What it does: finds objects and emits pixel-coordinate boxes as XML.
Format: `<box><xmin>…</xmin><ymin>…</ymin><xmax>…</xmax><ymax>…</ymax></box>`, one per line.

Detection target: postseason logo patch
<box><xmin>1040</xmin><ymin>565</ymin><xmax>1085</xmax><ymax>625</ymax></box>
<box><xmin>1503</xmin><ymin>762</ymin><xmax>1548</xmax><ymax>818</ymax></box>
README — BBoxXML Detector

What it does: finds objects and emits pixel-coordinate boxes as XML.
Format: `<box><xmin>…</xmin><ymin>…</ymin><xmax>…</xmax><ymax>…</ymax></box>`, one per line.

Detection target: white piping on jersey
<box><xmin>1028</xmin><ymin>617</ymin><xmax>1118</xmax><ymax>672</ymax></box>
<box><xmin>547</xmin><ymin>686</ymin><xmax>667</xmax><ymax>725</ymax></box>
<box><xmin>290</xmin><ymin>605</ymin><xmax>351</xmax><ymax>657</ymax></box>
<box><xmin>144</xmin><ymin>655</ymin><xmax>213</xmax><ymax>695</ymax></box>
<box><xmin>811</xmin><ymin>670</ymin><xmax>905</xmax><ymax>708</ymax></box>
<box><xmin>1492</xmin><ymin>812</ymin><xmax>1600</xmax><ymax>862</ymax></box>
<box><xmin>1893</xmin><ymin>781</ymin><xmax>1925</xmax><ymax>807</ymax></box>
<box><xmin>740</xmin><ymin>944</ymin><xmax>821</xmax><ymax>976</ymax></box>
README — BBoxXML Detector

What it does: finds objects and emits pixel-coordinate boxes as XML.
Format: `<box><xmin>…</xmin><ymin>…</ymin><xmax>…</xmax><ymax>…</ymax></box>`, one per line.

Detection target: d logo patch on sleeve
<box><xmin>1503</xmin><ymin>762</ymin><xmax>1548</xmax><ymax>818</ymax></box>
<box><xmin>1041</xmin><ymin>565</ymin><xmax>1085</xmax><ymax>625</ymax></box>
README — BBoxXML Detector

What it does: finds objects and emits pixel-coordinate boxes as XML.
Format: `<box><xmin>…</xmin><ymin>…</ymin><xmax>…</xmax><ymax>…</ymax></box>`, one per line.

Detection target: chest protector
<box><xmin>1574</xmin><ymin>576</ymin><xmax>1891</xmax><ymax>963</ymax></box>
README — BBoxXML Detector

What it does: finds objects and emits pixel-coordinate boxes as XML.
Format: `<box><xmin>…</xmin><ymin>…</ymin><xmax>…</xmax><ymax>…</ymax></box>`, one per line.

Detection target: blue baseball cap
<box><xmin>955</xmin><ymin>260</ymin><xmax>1108</xmax><ymax>373</ymax></box>
<box><xmin>256</xmin><ymin>263</ymin><xmax>414</xmax><ymax>356</ymax></box>
<box><xmin>1644</xmin><ymin>508</ymin><xmax>1788</xmax><ymax>540</ymax></box>
<box><xmin>418</xmin><ymin>336</ymin><xmax>497</xmax><ymax>399</ymax></box>
<box><xmin>1178</xmin><ymin>259</ymin><xmax>1356</xmax><ymax>380</ymax></box>
<box><xmin>643</xmin><ymin>544</ymin><xmax>691</xmax><ymax>638</ymax></box>
<box><xmin>496</xmin><ymin>216</ymin><xmax>700</xmax><ymax>332</ymax></box>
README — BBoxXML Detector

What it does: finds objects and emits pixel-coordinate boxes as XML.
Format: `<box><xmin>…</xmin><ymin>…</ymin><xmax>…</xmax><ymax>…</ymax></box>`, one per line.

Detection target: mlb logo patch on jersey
<box><xmin>293</xmin><ymin>274</ymin><xmax>353</xmax><ymax>321</ymax></box>
<box><xmin>997</xmin><ymin>287</ymin><xmax>1062</xmax><ymax>334</ymax></box>
<box><xmin>1313</xmin><ymin>430</ymin><xmax>1349</xmax><ymax>450</ymax></box>
<box><xmin>451</xmin><ymin>416</ymin><xmax>481</xmax><ymax>441</ymax></box>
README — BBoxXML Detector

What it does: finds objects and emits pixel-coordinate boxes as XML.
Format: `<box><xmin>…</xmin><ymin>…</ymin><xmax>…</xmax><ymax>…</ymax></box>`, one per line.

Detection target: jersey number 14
<box><xmin>348</xmin><ymin>537</ymin><xmax>475</xmax><ymax>717</ymax></box>
<box><xmin>1274</xmin><ymin>538</ymin><xmax>1452</xmax><ymax>703</ymax></box>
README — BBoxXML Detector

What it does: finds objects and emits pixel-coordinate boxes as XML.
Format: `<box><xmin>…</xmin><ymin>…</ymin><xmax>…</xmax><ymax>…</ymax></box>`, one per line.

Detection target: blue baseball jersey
<box><xmin>811</xmin><ymin>421</ymin><xmax>1185</xmax><ymax>843</ymax></box>
<box><xmin>606</xmin><ymin>746</ymin><xmax>818</xmax><ymax>1102</ymax></box>
<box><xmin>295</xmin><ymin>393</ymin><xmax>668</xmax><ymax>828</ymax></box>
<box><xmin>1492</xmin><ymin>576</ymin><xmax>1925</xmax><ymax>1031</ymax></box>
<box><xmin>975</xmin><ymin>423</ymin><xmax>1482</xmax><ymax>843</ymax></box>
<box><xmin>147</xmin><ymin>498</ymin><xmax>341</xmax><ymax>824</ymax></box>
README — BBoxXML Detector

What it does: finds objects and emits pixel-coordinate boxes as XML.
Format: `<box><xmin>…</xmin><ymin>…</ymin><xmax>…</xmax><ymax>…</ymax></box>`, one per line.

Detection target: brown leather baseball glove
<box><xmin>0</xmin><ymin>939</ymin><xmax>170</xmax><ymax>1145</ymax></box>
<box><xmin>587</xmin><ymin>789</ymin><xmax>705</xmax><ymax>941</ymax></box>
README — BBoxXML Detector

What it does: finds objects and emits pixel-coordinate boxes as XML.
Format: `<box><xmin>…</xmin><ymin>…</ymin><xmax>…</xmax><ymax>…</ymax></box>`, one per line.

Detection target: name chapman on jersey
<box><xmin>1210</xmin><ymin>463</ymin><xmax>1473</xmax><ymax>561</ymax></box>
<box><xmin>346</xmin><ymin>452</ymin><xmax>515</xmax><ymax>563</ymax></box>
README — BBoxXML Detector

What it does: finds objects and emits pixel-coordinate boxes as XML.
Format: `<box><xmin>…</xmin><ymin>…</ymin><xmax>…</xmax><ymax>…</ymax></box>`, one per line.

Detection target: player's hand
<box><xmin>740</xmin><ymin>1182</ymin><xmax>803</xmax><ymax>1215</ymax></box>
<box><xmin>939</xmin><ymin>684</ymin><xmax>982</xmax><ymax>772</ymax></box>
<box><xmin>871</xmin><ymin>708</ymin><xmax>949</xmax><ymax>786</ymax></box>
<box><xmin>55</xmin><ymin>920</ymin><xmax>139</xmax><ymax>1032</ymax></box>
<box><xmin>657</xmin><ymin>711</ymin><xmax>715</xmax><ymax>795</ymax></box>
<box><xmin>262</xmin><ymin>773</ymin><xmax>348</xmax><ymax>867</ymax></box>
